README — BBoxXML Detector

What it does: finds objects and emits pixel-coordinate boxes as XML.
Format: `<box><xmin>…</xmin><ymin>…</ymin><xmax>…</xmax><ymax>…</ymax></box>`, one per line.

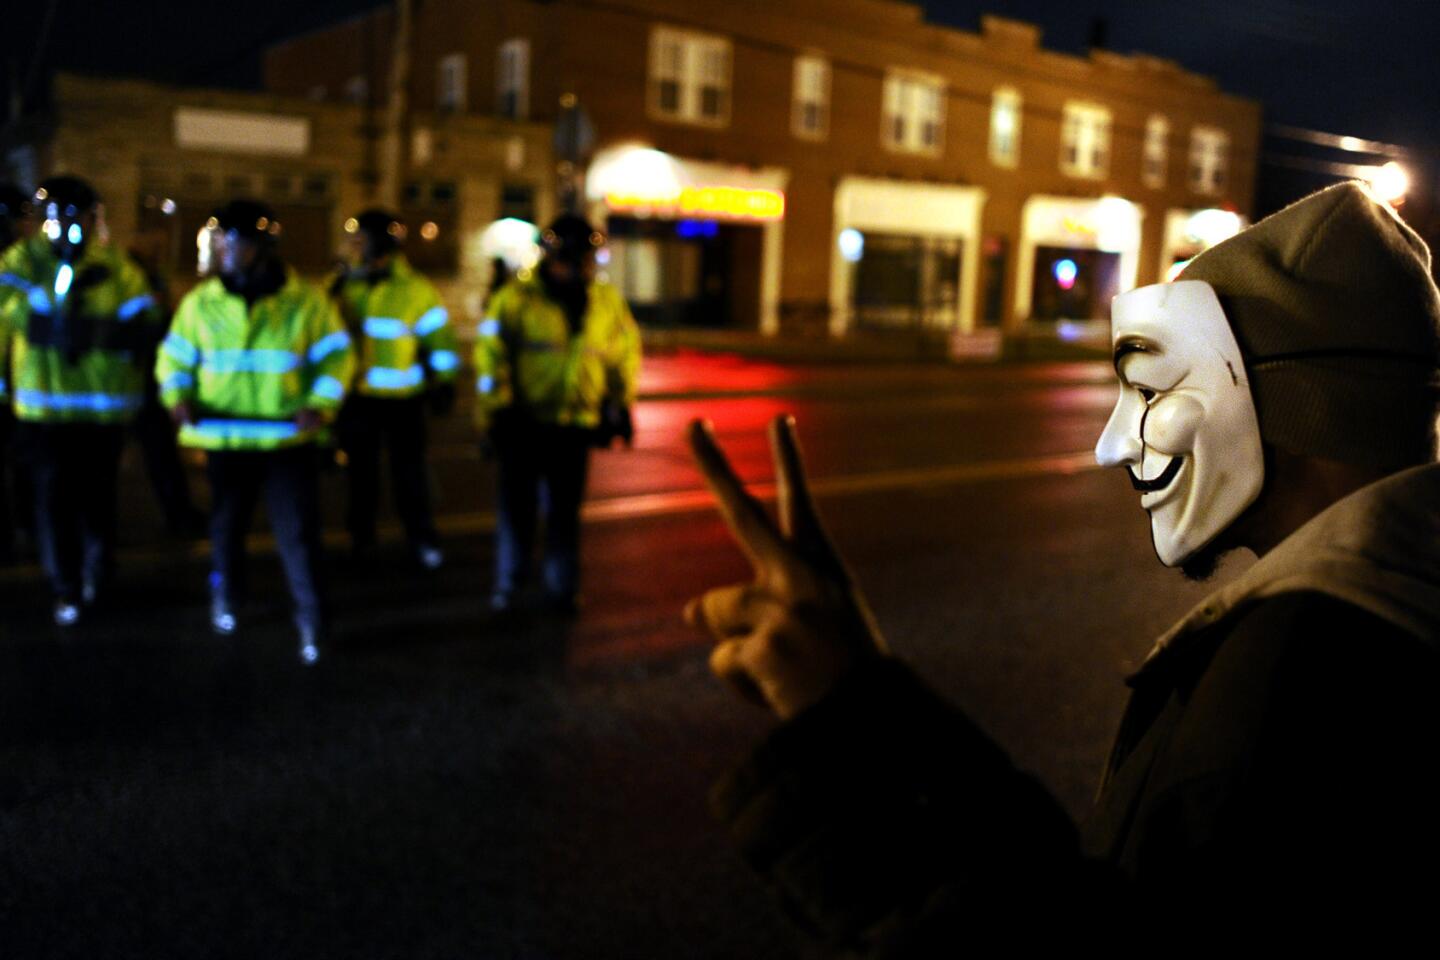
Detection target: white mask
<box><xmin>1095</xmin><ymin>280</ymin><xmax>1264</xmax><ymax>566</ymax></box>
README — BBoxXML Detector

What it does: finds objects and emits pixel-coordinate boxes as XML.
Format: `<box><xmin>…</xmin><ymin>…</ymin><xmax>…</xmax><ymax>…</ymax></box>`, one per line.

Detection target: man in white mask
<box><xmin>684</xmin><ymin>182</ymin><xmax>1440</xmax><ymax>945</ymax></box>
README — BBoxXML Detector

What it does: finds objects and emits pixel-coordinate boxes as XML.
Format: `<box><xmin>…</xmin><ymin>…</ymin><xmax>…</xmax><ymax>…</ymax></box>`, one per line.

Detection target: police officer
<box><xmin>0</xmin><ymin>182</ymin><xmax>34</xmax><ymax>561</ymax></box>
<box><xmin>332</xmin><ymin>209</ymin><xmax>458</xmax><ymax>569</ymax></box>
<box><xmin>0</xmin><ymin>176</ymin><xmax>160</xmax><ymax>625</ymax></box>
<box><xmin>472</xmin><ymin>213</ymin><xmax>641</xmax><ymax>613</ymax></box>
<box><xmin>156</xmin><ymin>200</ymin><xmax>354</xmax><ymax>663</ymax></box>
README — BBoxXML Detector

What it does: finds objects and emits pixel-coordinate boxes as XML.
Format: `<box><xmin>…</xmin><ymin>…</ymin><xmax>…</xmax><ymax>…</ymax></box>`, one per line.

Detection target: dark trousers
<box><xmin>493</xmin><ymin>420</ymin><xmax>591</xmax><ymax>599</ymax></box>
<box><xmin>340</xmin><ymin>394</ymin><xmax>437</xmax><ymax>548</ymax></box>
<box><xmin>24</xmin><ymin>422</ymin><xmax>125</xmax><ymax>601</ymax></box>
<box><xmin>205</xmin><ymin>445</ymin><xmax>326</xmax><ymax>631</ymax></box>
<box><xmin>0</xmin><ymin>407</ymin><xmax>36</xmax><ymax>557</ymax></box>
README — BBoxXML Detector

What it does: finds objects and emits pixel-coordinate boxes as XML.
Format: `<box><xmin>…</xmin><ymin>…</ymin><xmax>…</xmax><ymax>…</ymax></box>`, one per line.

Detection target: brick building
<box><xmin>5</xmin><ymin>72</ymin><xmax>554</xmax><ymax>314</ymax></box>
<box><xmin>267</xmin><ymin>0</ymin><xmax>1260</xmax><ymax>341</ymax></box>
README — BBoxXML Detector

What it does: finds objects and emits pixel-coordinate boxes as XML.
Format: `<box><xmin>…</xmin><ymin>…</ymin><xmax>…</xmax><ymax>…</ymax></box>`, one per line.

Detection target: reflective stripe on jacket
<box><xmin>0</xmin><ymin>235</ymin><xmax>160</xmax><ymax>424</ymax></box>
<box><xmin>157</xmin><ymin>271</ymin><xmax>355</xmax><ymax>450</ymax></box>
<box><xmin>334</xmin><ymin>255</ymin><xmax>457</xmax><ymax>399</ymax></box>
<box><xmin>471</xmin><ymin>274</ymin><xmax>641</xmax><ymax>429</ymax></box>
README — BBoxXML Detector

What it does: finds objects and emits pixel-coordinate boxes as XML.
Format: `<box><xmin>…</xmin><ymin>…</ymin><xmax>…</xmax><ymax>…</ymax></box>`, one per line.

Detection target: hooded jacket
<box><xmin>712</xmin><ymin>464</ymin><xmax>1440</xmax><ymax>952</ymax></box>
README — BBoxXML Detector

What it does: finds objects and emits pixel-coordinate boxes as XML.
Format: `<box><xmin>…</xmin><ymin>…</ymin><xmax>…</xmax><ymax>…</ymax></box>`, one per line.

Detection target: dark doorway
<box><xmin>1029</xmin><ymin>245</ymin><xmax>1120</xmax><ymax>322</ymax></box>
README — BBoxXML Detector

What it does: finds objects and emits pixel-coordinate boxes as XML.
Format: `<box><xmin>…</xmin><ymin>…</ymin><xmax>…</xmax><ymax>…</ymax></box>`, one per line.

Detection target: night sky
<box><xmin>7</xmin><ymin>0</ymin><xmax>1438</xmax><ymax>148</ymax></box>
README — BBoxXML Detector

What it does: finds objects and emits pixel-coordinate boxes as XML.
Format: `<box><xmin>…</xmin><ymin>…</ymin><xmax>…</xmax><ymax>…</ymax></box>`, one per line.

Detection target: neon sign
<box><xmin>606</xmin><ymin>186</ymin><xmax>785</xmax><ymax>221</ymax></box>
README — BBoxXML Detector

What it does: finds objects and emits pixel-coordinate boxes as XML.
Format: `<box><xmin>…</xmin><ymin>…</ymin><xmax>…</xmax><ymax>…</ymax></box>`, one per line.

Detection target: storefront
<box><xmin>1158</xmin><ymin>207</ymin><xmax>1246</xmax><ymax>282</ymax></box>
<box><xmin>584</xmin><ymin>145</ymin><xmax>787</xmax><ymax>332</ymax></box>
<box><xmin>829</xmin><ymin>177</ymin><xmax>986</xmax><ymax>336</ymax></box>
<box><xmin>1015</xmin><ymin>195</ymin><xmax>1143</xmax><ymax>329</ymax></box>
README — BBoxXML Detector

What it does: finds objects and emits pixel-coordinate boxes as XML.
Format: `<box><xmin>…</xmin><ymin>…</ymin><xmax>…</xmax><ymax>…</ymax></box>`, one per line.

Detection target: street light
<box><xmin>1365</xmin><ymin>161</ymin><xmax>1409</xmax><ymax>205</ymax></box>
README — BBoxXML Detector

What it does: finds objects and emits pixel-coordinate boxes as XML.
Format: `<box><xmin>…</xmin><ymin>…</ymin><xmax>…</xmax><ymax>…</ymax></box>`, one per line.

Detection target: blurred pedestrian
<box><xmin>156</xmin><ymin>200</ymin><xmax>354</xmax><ymax>664</ymax></box>
<box><xmin>472</xmin><ymin>213</ymin><xmax>641</xmax><ymax>613</ymax></box>
<box><xmin>0</xmin><ymin>176</ymin><xmax>161</xmax><ymax>625</ymax></box>
<box><xmin>331</xmin><ymin>209</ymin><xmax>458</xmax><ymax>569</ymax></box>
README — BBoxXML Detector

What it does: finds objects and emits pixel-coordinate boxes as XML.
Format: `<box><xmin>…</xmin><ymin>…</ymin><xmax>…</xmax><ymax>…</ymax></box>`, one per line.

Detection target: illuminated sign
<box><xmin>605</xmin><ymin>185</ymin><xmax>785</xmax><ymax>221</ymax></box>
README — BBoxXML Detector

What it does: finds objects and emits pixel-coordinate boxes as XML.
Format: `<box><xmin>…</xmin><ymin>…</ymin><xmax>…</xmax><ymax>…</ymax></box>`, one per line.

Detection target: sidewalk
<box><xmin>640</xmin><ymin>325</ymin><xmax>1110</xmax><ymax>366</ymax></box>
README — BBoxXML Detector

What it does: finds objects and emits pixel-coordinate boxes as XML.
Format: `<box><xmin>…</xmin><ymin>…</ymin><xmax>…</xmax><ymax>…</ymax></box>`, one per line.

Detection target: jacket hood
<box><xmin>1139</xmin><ymin>461</ymin><xmax>1440</xmax><ymax>673</ymax></box>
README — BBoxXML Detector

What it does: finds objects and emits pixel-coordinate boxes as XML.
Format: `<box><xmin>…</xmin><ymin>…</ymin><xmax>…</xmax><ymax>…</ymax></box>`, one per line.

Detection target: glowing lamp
<box><xmin>838</xmin><ymin>228</ymin><xmax>864</xmax><ymax>263</ymax></box>
<box><xmin>1185</xmin><ymin>209</ymin><xmax>1243</xmax><ymax>248</ymax></box>
<box><xmin>1366</xmin><ymin>161</ymin><xmax>1409</xmax><ymax>205</ymax></box>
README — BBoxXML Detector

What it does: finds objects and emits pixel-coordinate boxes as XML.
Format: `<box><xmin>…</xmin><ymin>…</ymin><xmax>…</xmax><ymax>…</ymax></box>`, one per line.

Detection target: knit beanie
<box><xmin>1179</xmin><ymin>181</ymin><xmax>1440</xmax><ymax>468</ymax></box>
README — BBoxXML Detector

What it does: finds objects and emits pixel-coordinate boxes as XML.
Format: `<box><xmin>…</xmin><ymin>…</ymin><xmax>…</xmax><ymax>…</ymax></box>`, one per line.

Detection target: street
<box><xmin>0</xmin><ymin>352</ymin><xmax>1237</xmax><ymax>959</ymax></box>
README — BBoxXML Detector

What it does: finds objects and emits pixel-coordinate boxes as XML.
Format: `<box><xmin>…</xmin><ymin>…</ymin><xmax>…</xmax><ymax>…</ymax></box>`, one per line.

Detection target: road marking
<box><xmin>0</xmin><ymin>451</ymin><xmax>1100</xmax><ymax>580</ymax></box>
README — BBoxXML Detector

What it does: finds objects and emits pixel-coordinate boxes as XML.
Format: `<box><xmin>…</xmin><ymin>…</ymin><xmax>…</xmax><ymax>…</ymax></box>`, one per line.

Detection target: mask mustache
<box><xmin>1128</xmin><ymin>456</ymin><xmax>1183</xmax><ymax>492</ymax></box>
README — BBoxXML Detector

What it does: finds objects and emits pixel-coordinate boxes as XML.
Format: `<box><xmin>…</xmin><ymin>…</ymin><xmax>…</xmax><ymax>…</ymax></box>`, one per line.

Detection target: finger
<box><xmin>688</xmin><ymin>418</ymin><xmax>785</xmax><ymax>568</ymax></box>
<box><xmin>709</xmin><ymin>638</ymin><xmax>769</xmax><ymax>709</ymax></box>
<box><xmin>684</xmin><ymin>583</ymin><xmax>762</xmax><ymax>642</ymax></box>
<box><xmin>768</xmin><ymin>415</ymin><xmax>844</xmax><ymax>572</ymax></box>
<box><xmin>768</xmin><ymin>414</ymin><xmax>818</xmax><ymax>542</ymax></box>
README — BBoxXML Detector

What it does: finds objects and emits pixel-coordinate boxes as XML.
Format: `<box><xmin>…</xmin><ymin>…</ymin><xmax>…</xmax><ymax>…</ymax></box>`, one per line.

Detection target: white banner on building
<box><xmin>174</xmin><ymin>107</ymin><xmax>310</xmax><ymax>157</ymax></box>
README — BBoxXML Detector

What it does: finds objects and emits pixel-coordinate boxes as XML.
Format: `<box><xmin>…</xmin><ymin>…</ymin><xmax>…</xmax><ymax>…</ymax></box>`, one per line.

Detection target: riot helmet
<box><xmin>207</xmin><ymin>199</ymin><xmax>285</xmax><ymax>296</ymax></box>
<box><xmin>347</xmin><ymin>208</ymin><xmax>406</xmax><ymax>265</ymax></box>
<box><xmin>35</xmin><ymin>175</ymin><xmax>100</xmax><ymax>263</ymax></box>
<box><xmin>540</xmin><ymin>213</ymin><xmax>604</xmax><ymax>266</ymax></box>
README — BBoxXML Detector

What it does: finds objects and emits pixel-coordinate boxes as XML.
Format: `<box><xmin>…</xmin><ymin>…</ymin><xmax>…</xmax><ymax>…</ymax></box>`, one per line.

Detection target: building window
<box><xmin>497</xmin><ymin>38</ymin><xmax>529</xmax><ymax>120</ymax></box>
<box><xmin>1189</xmin><ymin>126</ymin><xmax>1229</xmax><ymax>196</ymax></box>
<box><xmin>882</xmin><ymin>73</ymin><xmax>945</xmax><ymax>155</ymax></box>
<box><xmin>989</xmin><ymin>87</ymin><xmax>1021</xmax><ymax>168</ymax></box>
<box><xmin>437</xmin><ymin>53</ymin><xmax>467</xmax><ymax>114</ymax></box>
<box><xmin>792</xmin><ymin>55</ymin><xmax>830</xmax><ymax>140</ymax></box>
<box><xmin>500</xmin><ymin>183</ymin><xmax>536</xmax><ymax>222</ymax></box>
<box><xmin>648</xmin><ymin>26</ymin><xmax>731</xmax><ymax>126</ymax></box>
<box><xmin>850</xmin><ymin>232</ymin><xmax>963</xmax><ymax>330</ymax></box>
<box><xmin>1143</xmin><ymin>115</ymin><xmax>1169</xmax><ymax>189</ymax></box>
<box><xmin>1060</xmin><ymin>102</ymin><xmax>1111</xmax><ymax>179</ymax></box>
<box><xmin>402</xmin><ymin>179</ymin><xmax>460</xmax><ymax>275</ymax></box>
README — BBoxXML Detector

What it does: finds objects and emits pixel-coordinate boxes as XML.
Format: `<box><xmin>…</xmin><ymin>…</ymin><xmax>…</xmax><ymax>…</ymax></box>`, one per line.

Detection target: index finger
<box><xmin>688</xmin><ymin>418</ymin><xmax>786</xmax><ymax>569</ymax></box>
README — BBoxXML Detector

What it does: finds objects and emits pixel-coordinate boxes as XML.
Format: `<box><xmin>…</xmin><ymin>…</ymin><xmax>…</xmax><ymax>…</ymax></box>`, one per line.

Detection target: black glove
<box><xmin>592</xmin><ymin>398</ymin><xmax>634</xmax><ymax>449</ymax></box>
<box><xmin>429</xmin><ymin>381</ymin><xmax>457</xmax><ymax>417</ymax></box>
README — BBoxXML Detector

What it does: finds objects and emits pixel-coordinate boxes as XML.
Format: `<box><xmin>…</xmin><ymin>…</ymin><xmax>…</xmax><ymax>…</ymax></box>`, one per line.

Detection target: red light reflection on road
<box><xmin>638</xmin><ymin>349</ymin><xmax>800</xmax><ymax>396</ymax></box>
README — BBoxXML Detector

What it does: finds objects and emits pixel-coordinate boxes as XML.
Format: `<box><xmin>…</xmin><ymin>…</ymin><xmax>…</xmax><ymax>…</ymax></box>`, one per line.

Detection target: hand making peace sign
<box><xmin>684</xmin><ymin>415</ymin><xmax>888</xmax><ymax>720</ymax></box>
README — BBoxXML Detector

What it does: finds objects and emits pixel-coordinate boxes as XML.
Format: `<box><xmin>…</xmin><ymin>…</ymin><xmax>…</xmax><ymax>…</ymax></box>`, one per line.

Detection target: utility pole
<box><xmin>379</xmin><ymin>0</ymin><xmax>413</xmax><ymax>208</ymax></box>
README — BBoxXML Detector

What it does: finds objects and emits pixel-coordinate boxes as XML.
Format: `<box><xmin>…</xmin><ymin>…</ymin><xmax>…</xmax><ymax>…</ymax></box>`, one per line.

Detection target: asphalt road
<box><xmin>0</xmin><ymin>352</ymin><xmax>1242</xmax><ymax>958</ymax></box>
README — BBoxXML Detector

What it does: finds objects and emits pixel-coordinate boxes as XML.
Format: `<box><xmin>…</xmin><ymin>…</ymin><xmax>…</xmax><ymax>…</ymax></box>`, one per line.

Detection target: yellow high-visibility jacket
<box><xmin>333</xmin><ymin>255</ymin><xmax>459</xmax><ymax>399</ymax></box>
<box><xmin>156</xmin><ymin>271</ymin><xmax>355</xmax><ymax>450</ymax></box>
<box><xmin>472</xmin><ymin>273</ymin><xmax>641</xmax><ymax>429</ymax></box>
<box><xmin>0</xmin><ymin>234</ymin><xmax>160</xmax><ymax>423</ymax></box>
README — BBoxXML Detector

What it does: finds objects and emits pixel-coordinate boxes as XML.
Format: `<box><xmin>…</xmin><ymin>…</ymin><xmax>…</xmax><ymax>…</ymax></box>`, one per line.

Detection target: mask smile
<box><xmin>1127</xmin><ymin>456</ymin><xmax>1183</xmax><ymax>492</ymax></box>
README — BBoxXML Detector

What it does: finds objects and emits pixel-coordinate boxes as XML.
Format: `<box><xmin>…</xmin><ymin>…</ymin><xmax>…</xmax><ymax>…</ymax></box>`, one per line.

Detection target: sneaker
<box><xmin>416</xmin><ymin>544</ymin><xmax>445</xmax><ymax>571</ymax></box>
<box><xmin>210</xmin><ymin>591</ymin><xmax>238</xmax><ymax>636</ymax></box>
<box><xmin>297</xmin><ymin>623</ymin><xmax>323</xmax><ymax>665</ymax></box>
<box><xmin>53</xmin><ymin>600</ymin><xmax>81</xmax><ymax>627</ymax></box>
<box><xmin>210</xmin><ymin>607</ymin><xmax>237</xmax><ymax>636</ymax></box>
